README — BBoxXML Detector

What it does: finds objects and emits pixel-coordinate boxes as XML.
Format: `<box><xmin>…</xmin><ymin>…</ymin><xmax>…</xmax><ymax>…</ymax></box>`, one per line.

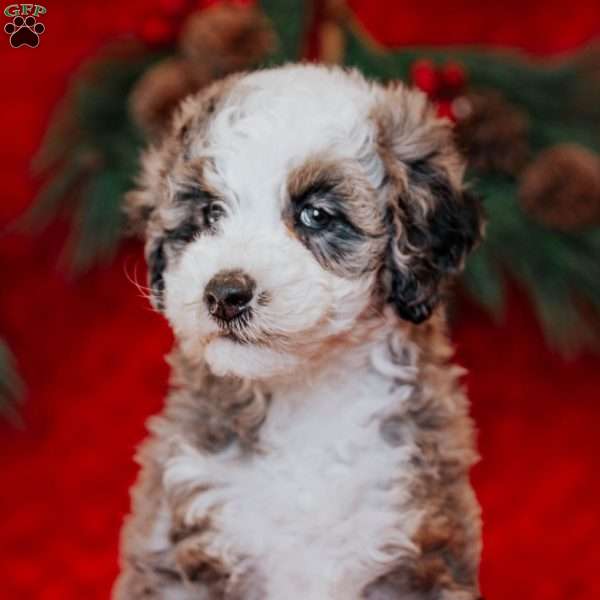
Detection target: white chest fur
<box><xmin>164</xmin><ymin>349</ymin><xmax>423</xmax><ymax>599</ymax></box>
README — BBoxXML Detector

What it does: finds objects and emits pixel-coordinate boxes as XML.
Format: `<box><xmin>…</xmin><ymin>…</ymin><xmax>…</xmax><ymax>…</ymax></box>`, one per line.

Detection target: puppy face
<box><xmin>127</xmin><ymin>65</ymin><xmax>482</xmax><ymax>380</ymax></box>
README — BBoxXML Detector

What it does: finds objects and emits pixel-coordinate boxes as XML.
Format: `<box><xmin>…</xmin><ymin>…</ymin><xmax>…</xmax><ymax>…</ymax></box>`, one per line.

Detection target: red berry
<box><xmin>410</xmin><ymin>59</ymin><xmax>440</xmax><ymax>97</ymax></box>
<box><xmin>441</xmin><ymin>61</ymin><xmax>467</xmax><ymax>93</ymax></box>
<box><xmin>436</xmin><ymin>100</ymin><xmax>456</xmax><ymax>121</ymax></box>
<box><xmin>139</xmin><ymin>16</ymin><xmax>176</xmax><ymax>46</ymax></box>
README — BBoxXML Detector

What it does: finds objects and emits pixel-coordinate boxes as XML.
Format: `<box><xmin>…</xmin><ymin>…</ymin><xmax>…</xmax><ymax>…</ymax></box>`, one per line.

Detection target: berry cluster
<box><xmin>410</xmin><ymin>59</ymin><xmax>467</xmax><ymax>120</ymax></box>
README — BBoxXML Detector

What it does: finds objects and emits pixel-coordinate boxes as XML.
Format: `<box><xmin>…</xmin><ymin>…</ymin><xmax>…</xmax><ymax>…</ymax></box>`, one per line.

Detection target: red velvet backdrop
<box><xmin>1</xmin><ymin>1</ymin><xmax>599</xmax><ymax>599</ymax></box>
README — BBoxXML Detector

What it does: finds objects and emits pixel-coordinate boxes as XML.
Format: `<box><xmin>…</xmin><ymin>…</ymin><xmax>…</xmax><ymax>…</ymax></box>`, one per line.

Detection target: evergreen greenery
<box><xmin>29</xmin><ymin>46</ymin><xmax>163</xmax><ymax>271</ymax></box>
<box><xmin>25</xmin><ymin>3</ymin><xmax>600</xmax><ymax>350</ymax></box>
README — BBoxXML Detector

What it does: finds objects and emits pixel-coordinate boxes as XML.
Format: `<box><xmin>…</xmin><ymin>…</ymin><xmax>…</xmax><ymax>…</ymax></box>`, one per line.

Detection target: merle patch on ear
<box><xmin>387</xmin><ymin>160</ymin><xmax>483</xmax><ymax>324</ymax></box>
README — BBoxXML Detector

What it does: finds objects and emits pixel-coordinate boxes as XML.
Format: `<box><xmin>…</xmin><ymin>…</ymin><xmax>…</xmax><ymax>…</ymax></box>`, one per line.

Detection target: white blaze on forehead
<box><xmin>189</xmin><ymin>64</ymin><xmax>385</xmax><ymax>211</ymax></box>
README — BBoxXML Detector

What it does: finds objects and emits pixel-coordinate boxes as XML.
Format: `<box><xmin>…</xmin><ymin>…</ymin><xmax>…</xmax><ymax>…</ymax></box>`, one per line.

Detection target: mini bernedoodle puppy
<box><xmin>114</xmin><ymin>64</ymin><xmax>485</xmax><ymax>600</ymax></box>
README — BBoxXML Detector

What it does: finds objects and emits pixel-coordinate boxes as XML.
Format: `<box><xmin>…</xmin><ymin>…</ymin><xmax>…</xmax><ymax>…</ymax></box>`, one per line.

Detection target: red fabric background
<box><xmin>1</xmin><ymin>1</ymin><xmax>599</xmax><ymax>598</ymax></box>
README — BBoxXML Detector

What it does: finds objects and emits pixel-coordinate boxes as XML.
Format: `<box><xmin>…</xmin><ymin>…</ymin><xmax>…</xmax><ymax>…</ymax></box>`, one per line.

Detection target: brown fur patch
<box><xmin>286</xmin><ymin>154</ymin><xmax>385</xmax><ymax>238</ymax></box>
<box><xmin>175</xmin><ymin>536</ymin><xmax>228</xmax><ymax>584</ymax></box>
<box><xmin>364</xmin><ymin>315</ymin><xmax>480</xmax><ymax>599</ymax></box>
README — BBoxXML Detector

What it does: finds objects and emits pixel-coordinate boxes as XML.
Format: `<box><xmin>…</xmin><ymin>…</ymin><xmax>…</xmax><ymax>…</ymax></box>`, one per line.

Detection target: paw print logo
<box><xmin>4</xmin><ymin>15</ymin><xmax>45</xmax><ymax>48</ymax></box>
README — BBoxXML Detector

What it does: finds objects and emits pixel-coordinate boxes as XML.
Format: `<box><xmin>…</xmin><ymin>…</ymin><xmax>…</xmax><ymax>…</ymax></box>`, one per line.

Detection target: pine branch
<box><xmin>66</xmin><ymin>168</ymin><xmax>132</xmax><ymax>272</ymax></box>
<box><xmin>344</xmin><ymin>32</ymin><xmax>600</xmax><ymax>153</ymax></box>
<box><xmin>462</xmin><ymin>245</ymin><xmax>505</xmax><ymax>319</ymax></box>
<box><xmin>260</xmin><ymin>0</ymin><xmax>308</xmax><ymax>63</ymax></box>
<box><xmin>472</xmin><ymin>175</ymin><xmax>600</xmax><ymax>350</ymax></box>
<box><xmin>27</xmin><ymin>47</ymin><xmax>164</xmax><ymax>272</ymax></box>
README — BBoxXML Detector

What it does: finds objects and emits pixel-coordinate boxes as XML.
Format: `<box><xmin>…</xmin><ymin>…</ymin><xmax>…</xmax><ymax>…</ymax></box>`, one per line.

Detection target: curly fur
<box><xmin>114</xmin><ymin>64</ymin><xmax>484</xmax><ymax>600</ymax></box>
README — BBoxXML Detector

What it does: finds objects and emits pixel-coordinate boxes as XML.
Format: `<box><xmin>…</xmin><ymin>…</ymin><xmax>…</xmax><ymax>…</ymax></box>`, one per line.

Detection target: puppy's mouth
<box><xmin>210</xmin><ymin>310</ymin><xmax>281</xmax><ymax>348</ymax></box>
<box><xmin>213</xmin><ymin>308</ymin><xmax>253</xmax><ymax>344</ymax></box>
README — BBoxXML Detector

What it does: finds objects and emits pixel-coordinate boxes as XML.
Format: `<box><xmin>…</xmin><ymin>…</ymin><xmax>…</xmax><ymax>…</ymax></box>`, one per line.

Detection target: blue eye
<box><xmin>299</xmin><ymin>205</ymin><xmax>333</xmax><ymax>230</ymax></box>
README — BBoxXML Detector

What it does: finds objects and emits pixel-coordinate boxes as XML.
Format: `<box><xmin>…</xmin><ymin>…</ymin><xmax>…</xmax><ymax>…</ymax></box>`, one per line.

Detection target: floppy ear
<box><xmin>376</xmin><ymin>84</ymin><xmax>484</xmax><ymax>324</ymax></box>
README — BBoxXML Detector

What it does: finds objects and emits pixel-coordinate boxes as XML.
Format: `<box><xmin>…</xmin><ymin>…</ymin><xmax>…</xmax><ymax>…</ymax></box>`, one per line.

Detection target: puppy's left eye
<box><xmin>299</xmin><ymin>205</ymin><xmax>333</xmax><ymax>230</ymax></box>
<box><xmin>202</xmin><ymin>202</ymin><xmax>225</xmax><ymax>228</ymax></box>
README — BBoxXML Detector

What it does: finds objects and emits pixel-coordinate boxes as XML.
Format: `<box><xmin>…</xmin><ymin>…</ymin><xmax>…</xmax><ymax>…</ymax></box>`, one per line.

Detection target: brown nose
<box><xmin>204</xmin><ymin>270</ymin><xmax>255</xmax><ymax>322</ymax></box>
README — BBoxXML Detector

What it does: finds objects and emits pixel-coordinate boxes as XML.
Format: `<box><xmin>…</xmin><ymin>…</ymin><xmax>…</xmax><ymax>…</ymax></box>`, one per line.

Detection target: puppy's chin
<box><xmin>204</xmin><ymin>337</ymin><xmax>300</xmax><ymax>380</ymax></box>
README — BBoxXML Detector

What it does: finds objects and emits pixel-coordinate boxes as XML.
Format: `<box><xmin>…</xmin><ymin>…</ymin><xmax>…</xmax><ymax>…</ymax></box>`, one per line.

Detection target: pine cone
<box><xmin>179</xmin><ymin>4</ymin><xmax>276</xmax><ymax>75</ymax></box>
<box><xmin>129</xmin><ymin>58</ymin><xmax>211</xmax><ymax>136</ymax></box>
<box><xmin>519</xmin><ymin>144</ymin><xmax>600</xmax><ymax>231</ymax></box>
<box><xmin>454</xmin><ymin>89</ymin><xmax>530</xmax><ymax>176</ymax></box>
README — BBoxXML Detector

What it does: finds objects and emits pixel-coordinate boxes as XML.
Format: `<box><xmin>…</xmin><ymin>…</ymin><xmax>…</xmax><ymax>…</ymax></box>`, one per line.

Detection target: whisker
<box><xmin>123</xmin><ymin>258</ymin><xmax>153</xmax><ymax>296</ymax></box>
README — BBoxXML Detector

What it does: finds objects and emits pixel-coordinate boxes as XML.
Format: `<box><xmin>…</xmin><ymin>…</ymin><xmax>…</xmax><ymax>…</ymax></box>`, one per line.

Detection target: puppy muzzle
<box><xmin>204</xmin><ymin>269</ymin><xmax>256</xmax><ymax>323</ymax></box>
